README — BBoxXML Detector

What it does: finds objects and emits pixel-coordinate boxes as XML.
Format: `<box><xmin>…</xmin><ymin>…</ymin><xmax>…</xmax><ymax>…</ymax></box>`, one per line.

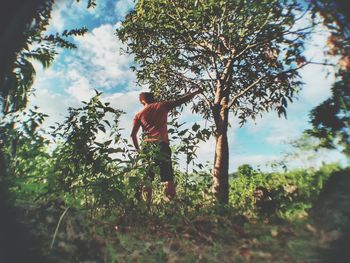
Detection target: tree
<box><xmin>0</xmin><ymin>0</ymin><xmax>96</xmax><ymax>91</ymax></box>
<box><xmin>305</xmin><ymin>0</ymin><xmax>350</xmax><ymax>160</ymax></box>
<box><xmin>306</xmin><ymin>72</ymin><xmax>350</xmax><ymax>158</ymax></box>
<box><xmin>0</xmin><ymin>0</ymin><xmax>92</xmax><ymax>114</ymax></box>
<box><xmin>117</xmin><ymin>0</ymin><xmax>313</xmax><ymax>203</ymax></box>
<box><xmin>0</xmin><ymin>0</ymin><xmax>48</xmax><ymax>93</ymax></box>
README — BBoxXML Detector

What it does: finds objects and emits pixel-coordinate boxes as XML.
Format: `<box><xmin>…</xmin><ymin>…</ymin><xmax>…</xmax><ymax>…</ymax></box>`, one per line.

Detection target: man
<box><xmin>131</xmin><ymin>89</ymin><xmax>202</xmax><ymax>202</ymax></box>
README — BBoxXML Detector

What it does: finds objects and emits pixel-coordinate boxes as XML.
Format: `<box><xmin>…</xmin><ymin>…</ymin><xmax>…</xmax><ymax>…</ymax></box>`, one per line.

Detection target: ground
<box><xmin>4</xmin><ymin>169</ymin><xmax>350</xmax><ymax>263</ymax></box>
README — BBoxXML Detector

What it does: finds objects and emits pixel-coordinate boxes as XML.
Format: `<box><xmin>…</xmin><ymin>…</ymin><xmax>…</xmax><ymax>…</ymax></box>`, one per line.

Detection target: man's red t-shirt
<box><xmin>132</xmin><ymin>101</ymin><xmax>174</xmax><ymax>143</ymax></box>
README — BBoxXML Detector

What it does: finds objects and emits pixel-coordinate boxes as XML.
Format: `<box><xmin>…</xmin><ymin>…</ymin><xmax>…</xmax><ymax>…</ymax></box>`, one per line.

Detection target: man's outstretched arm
<box><xmin>168</xmin><ymin>89</ymin><xmax>202</xmax><ymax>109</ymax></box>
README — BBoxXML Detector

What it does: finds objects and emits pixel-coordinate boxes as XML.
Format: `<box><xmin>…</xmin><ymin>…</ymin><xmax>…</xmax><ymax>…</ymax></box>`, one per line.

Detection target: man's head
<box><xmin>139</xmin><ymin>92</ymin><xmax>155</xmax><ymax>105</ymax></box>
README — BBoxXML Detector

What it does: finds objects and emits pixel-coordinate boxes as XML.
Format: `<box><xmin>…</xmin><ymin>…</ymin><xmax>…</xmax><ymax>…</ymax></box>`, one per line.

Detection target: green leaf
<box><xmin>98</xmin><ymin>125</ymin><xmax>106</xmax><ymax>133</ymax></box>
<box><xmin>108</xmin><ymin>148</ymin><xmax>124</xmax><ymax>154</ymax></box>
<box><xmin>192</xmin><ymin>123</ymin><xmax>200</xmax><ymax>132</ymax></box>
<box><xmin>178</xmin><ymin>129</ymin><xmax>189</xmax><ymax>136</ymax></box>
<box><xmin>128</xmin><ymin>176</ymin><xmax>140</xmax><ymax>188</ymax></box>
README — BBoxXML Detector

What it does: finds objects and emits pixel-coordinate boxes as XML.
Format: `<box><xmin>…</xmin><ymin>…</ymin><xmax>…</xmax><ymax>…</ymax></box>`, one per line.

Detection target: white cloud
<box><xmin>32</xmin><ymin>21</ymin><xmax>137</xmax><ymax>111</ymax></box>
<box><xmin>281</xmin><ymin>148</ymin><xmax>348</xmax><ymax>171</ymax></box>
<box><xmin>104</xmin><ymin>90</ymin><xmax>142</xmax><ymax>137</ymax></box>
<box><xmin>71</xmin><ymin>23</ymin><xmax>136</xmax><ymax>90</ymax></box>
<box><xmin>298</xmin><ymin>65</ymin><xmax>334</xmax><ymax>106</ymax></box>
<box><xmin>28</xmin><ymin>61</ymin><xmax>80</xmax><ymax>130</ymax></box>
<box><xmin>48</xmin><ymin>0</ymin><xmax>90</xmax><ymax>33</ymax></box>
<box><xmin>244</xmin><ymin>113</ymin><xmax>313</xmax><ymax>149</ymax></box>
<box><xmin>50</xmin><ymin>1</ymin><xmax>65</xmax><ymax>32</ymax></box>
<box><xmin>114</xmin><ymin>0</ymin><xmax>135</xmax><ymax>19</ymax></box>
<box><xmin>298</xmin><ymin>22</ymin><xmax>336</xmax><ymax>105</ymax></box>
<box><xmin>65</xmin><ymin>82</ymin><xmax>95</xmax><ymax>102</ymax></box>
<box><xmin>28</xmin><ymin>87</ymin><xmax>79</xmax><ymax>130</ymax></box>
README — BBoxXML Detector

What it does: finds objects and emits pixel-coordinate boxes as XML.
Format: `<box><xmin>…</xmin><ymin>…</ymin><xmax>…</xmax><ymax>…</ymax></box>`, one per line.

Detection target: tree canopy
<box><xmin>117</xmin><ymin>0</ymin><xmax>311</xmax><ymax>124</ymax></box>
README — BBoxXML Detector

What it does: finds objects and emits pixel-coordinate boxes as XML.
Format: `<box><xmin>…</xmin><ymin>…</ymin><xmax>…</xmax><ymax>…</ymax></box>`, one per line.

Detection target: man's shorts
<box><xmin>140</xmin><ymin>141</ymin><xmax>174</xmax><ymax>182</ymax></box>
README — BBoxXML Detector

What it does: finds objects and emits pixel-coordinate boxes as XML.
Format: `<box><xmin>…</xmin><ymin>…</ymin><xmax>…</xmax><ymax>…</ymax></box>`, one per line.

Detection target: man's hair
<box><xmin>139</xmin><ymin>92</ymin><xmax>155</xmax><ymax>103</ymax></box>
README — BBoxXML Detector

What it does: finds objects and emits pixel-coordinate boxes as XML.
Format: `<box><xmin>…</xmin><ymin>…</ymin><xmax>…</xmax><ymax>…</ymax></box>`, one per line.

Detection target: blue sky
<box><xmin>29</xmin><ymin>0</ymin><xmax>346</xmax><ymax>172</ymax></box>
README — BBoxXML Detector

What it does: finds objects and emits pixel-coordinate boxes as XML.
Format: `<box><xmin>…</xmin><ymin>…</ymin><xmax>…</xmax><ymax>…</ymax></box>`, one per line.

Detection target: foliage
<box><xmin>229</xmin><ymin>163</ymin><xmax>340</xmax><ymax>219</ymax></box>
<box><xmin>1</xmin><ymin>0</ymin><xmax>349</xmax><ymax>260</ymax></box>
<box><xmin>305</xmin><ymin>0</ymin><xmax>350</xmax><ymax>158</ymax></box>
<box><xmin>47</xmin><ymin>91</ymin><xmax>132</xmax><ymax>208</ymax></box>
<box><xmin>310</xmin><ymin>0</ymin><xmax>349</xmax><ymax>60</ymax></box>
<box><xmin>2</xmin><ymin>90</ymin><xmax>343</xmax><ymax>220</ymax></box>
<box><xmin>0</xmin><ymin>107</ymin><xmax>52</xmax><ymax>203</ymax></box>
<box><xmin>1</xmin><ymin>92</ymin><xmax>134</xmax><ymax>209</ymax></box>
<box><xmin>1</xmin><ymin>0</ymin><xmax>89</xmax><ymax>114</ymax></box>
<box><xmin>306</xmin><ymin>71</ymin><xmax>350</xmax><ymax>156</ymax></box>
<box><xmin>169</xmin><ymin>118</ymin><xmax>211</xmax><ymax>170</ymax></box>
<box><xmin>10</xmin><ymin>164</ymin><xmax>350</xmax><ymax>263</ymax></box>
<box><xmin>2</xmin><ymin>90</ymin><xmax>348</xmax><ymax>261</ymax></box>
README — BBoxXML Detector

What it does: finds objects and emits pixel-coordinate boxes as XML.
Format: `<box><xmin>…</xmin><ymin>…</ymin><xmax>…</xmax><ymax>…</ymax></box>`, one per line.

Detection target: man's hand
<box><xmin>131</xmin><ymin>118</ymin><xmax>141</xmax><ymax>151</ymax></box>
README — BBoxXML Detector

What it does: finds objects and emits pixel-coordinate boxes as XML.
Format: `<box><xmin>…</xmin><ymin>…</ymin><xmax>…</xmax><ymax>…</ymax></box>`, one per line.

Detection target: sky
<box><xmin>28</xmin><ymin>0</ymin><xmax>346</xmax><ymax>173</ymax></box>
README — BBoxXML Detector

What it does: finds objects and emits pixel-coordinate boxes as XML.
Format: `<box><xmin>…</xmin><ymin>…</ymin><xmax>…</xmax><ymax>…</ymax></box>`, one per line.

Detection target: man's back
<box><xmin>133</xmin><ymin>102</ymin><xmax>172</xmax><ymax>143</ymax></box>
<box><xmin>131</xmin><ymin>89</ymin><xmax>201</xmax><ymax>151</ymax></box>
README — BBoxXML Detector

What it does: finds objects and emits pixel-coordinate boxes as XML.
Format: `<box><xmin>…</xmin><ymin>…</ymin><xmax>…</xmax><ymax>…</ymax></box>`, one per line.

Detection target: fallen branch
<box><xmin>50</xmin><ymin>207</ymin><xmax>70</xmax><ymax>249</ymax></box>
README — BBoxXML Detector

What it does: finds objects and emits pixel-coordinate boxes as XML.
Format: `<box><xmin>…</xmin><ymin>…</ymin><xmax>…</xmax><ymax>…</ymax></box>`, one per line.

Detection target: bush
<box><xmin>229</xmin><ymin>163</ymin><xmax>341</xmax><ymax>219</ymax></box>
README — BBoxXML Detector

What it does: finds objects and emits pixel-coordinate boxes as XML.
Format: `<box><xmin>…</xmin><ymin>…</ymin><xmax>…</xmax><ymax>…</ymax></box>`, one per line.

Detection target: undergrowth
<box><xmin>1</xmin><ymin>94</ymin><xmax>348</xmax><ymax>262</ymax></box>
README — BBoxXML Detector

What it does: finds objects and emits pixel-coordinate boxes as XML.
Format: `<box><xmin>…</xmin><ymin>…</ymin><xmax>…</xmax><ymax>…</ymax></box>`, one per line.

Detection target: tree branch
<box><xmin>294</xmin><ymin>4</ymin><xmax>312</xmax><ymax>22</ymax></box>
<box><xmin>308</xmin><ymin>61</ymin><xmax>336</xmax><ymax>66</ymax></box>
<box><xmin>228</xmin><ymin>76</ymin><xmax>265</xmax><ymax>109</ymax></box>
<box><xmin>228</xmin><ymin>62</ymin><xmax>310</xmax><ymax>109</ymax></box>
<box><xmin>202</xmin><ymin>60</ymin><xmax>216</xmax><ymax>83</ymax></box>
<box><xmin>173</xmin><ymin>72</ymin><xmax>213</xmax><ymax>107</ymax></box>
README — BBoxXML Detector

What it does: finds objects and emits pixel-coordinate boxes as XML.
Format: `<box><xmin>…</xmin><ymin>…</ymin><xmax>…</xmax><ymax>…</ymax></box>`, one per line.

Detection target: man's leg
<box><xmin>159</xmin><ymin>142</ymin><xmax>176</xmax><ymax>201</ymax></box>
<box><xmin>142</xmin><ymin>184</ymin><xmax>152</xmax><ymax>203</ymax></box>
<box><xmin>163</xmin><ymin>180</ymin><xmax>176</xmax><ymax>201</ymax></box>
<box><xmin>140</xmin><ymin>170</ymin><xmax>155</xmax><ymax>203</ymax></box>
<box><xmin>136</xmin><ymin>142</ymin><xmax>155</xmax><ymax>203</ymax></box>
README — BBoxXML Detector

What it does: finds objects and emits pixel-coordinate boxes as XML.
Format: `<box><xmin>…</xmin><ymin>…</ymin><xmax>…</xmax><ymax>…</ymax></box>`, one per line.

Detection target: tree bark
<box><xmin>212</xmin><ymin>101</ymin><xmax>229</xmax><ymax>204</ymax></box>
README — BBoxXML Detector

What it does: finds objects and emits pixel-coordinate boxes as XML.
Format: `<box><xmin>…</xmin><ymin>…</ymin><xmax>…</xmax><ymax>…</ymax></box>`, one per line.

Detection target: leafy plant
<box><xmin>229</xmin><ymin>163</ymin><xmax>340</xmax><ymax>219</ymax></box>
<box><xmin>48</xmin><ymin>91</ymin><xmax>130</xmax><ymax>209</ymax></box>
<box><xmin>0</xmin><ymin>107</ymin><xmax>51</xmax><ymax>203</ymax></box>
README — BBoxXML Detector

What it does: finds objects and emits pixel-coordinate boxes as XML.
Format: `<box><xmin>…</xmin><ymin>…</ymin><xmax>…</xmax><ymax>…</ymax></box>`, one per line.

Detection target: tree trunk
<box><xmin>212</xmin><ymin>102</ymin><xmax>229</xmax><ymax>204</ymax></box>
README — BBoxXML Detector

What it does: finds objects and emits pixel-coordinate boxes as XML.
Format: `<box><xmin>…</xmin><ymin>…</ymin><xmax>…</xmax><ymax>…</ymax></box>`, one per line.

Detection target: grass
<box><xmin>95</xmin><ymin>213</ymin><xmax>323</xmax><ymax>262</ymax></box>
<box><xmin>6</xmin><ymin>167</ymin><xmax>350</xmax><ymax>262</ymax></box>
